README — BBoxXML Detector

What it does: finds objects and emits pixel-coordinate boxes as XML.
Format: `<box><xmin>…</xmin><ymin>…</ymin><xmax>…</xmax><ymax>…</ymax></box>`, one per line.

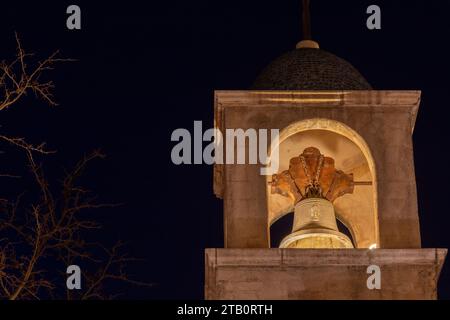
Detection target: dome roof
<box><xmin>252</xmin><ymin>46</ymin><xmax>371</xmax><ymax>90</ymax></box>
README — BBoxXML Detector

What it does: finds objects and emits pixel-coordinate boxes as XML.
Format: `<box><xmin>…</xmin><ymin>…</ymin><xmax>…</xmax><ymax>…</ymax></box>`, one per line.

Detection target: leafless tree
<box><xmin>0</xmin><ymin>33</ymin><xmax>74</xmax><ymax>111</ymax></box>
<box><xmin>0</xmin><ymin>34</ymin><xmax>146</xmax><ymax>300</ymax></box>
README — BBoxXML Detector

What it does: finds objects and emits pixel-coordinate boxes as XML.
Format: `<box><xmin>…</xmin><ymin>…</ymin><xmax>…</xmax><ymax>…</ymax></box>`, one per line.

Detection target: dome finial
<box><xmin>253</xmin><ymin>0</ymin><xmax>371</xmax><ymax>90</ymax></box>
<box><xmin>297</xmin><ymin>0</ymin><xmax>320</xmax><ymax>49</ymax></box>
<box><xmin>302</xmin><ymin>0</ymin><xmax>312</xmax><ymax>40</ymax></box>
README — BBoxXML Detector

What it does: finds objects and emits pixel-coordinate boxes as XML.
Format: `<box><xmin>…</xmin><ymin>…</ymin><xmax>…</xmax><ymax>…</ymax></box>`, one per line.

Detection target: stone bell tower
<box><xmin>205</xmin><ymin>1</ymin><xmax>447</xmax><ymax>299</ymax></box>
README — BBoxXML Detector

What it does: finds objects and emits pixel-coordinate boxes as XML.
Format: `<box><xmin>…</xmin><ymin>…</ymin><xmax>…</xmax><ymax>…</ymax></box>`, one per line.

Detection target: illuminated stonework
<box><xmin>267</xmin><ymin>119</ymin><xmax>378</xmax><ymax>248</ymax></box>
<box><xmin>206</xmin><ymin>1</ymin><xmax>446</xmax><ymax>300</ymax></box>
<box><xmin>206</xmin><ymin>90</ymin><xmax>446</xmax><ymax>300</ymax></box>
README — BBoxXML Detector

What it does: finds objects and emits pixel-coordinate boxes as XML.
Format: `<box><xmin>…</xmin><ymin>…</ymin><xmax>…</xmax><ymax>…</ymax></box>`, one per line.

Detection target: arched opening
<box><xmin>266</xmin><ymin>118</ymin><xmax>379</xmax><ymax>248</ymax></box>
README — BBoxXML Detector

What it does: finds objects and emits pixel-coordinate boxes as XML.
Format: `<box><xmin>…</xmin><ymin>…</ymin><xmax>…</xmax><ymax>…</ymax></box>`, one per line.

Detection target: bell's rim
<box><xmin>279</xmin><ymin>228</ymin><xmax>354</xmax><ymax>249</ymax></box>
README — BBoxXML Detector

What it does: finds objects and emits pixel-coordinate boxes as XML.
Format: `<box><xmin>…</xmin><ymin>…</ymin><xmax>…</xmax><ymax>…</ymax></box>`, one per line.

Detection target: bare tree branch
<box><xmin>0</xmin><ymin>34</ymin><xmax>150</xmax><ymax>300</ymax></box>
<box><xmin>0</xmin><ymin>32</ymin><xmax>75</xmax><ymax>112</ymax></box>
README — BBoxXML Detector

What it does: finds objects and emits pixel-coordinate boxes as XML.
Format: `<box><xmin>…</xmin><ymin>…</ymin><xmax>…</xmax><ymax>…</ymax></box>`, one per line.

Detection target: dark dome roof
<box><xmin>252</xmin><ymin>48</ymin><xmax>371</xmax><ymax>90</ymax></box>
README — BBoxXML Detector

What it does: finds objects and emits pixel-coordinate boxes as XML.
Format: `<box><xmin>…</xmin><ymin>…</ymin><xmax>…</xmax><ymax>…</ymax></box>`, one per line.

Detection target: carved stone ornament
<box><xmin>270</xmin><ymin>147</ymin><xmax>354</xmax><ymax>204</ymax></box>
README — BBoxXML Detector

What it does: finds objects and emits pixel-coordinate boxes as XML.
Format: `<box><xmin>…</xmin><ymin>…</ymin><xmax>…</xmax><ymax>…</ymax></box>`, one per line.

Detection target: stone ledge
<box><xmin>205</xmin><ymin>248</ymin><xmax>447</xmax><ymax>300</ymax></box>
<box><xmin>215</xmin><ymin>90</ymin><xmax>421</xmax><ymax>108</ymax></box>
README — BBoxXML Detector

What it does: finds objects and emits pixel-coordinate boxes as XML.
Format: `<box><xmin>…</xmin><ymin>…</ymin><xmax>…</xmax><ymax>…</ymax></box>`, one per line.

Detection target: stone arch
<box><xmin>266</xmin><ymin>118</ymin><xmax>379</xmax><ymax>248</ymax></box>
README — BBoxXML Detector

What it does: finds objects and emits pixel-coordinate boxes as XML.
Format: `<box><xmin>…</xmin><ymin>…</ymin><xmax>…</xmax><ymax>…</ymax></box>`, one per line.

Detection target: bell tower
<box><xmin>205</xmin><ymin>1</ymin><xmax>447</xmax><ymax>300</ymax></box>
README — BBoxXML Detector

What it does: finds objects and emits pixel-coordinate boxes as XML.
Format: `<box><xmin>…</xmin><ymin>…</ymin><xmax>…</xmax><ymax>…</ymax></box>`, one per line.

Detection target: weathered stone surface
<box><xmin>214</xmin><ymin>90</ymin><xmax>421</xmax><ymax>249</ymax></box>
<box><xmin>205</xmin><ymin>248</ymin><xmax>447</xmax><ymax>300</ymax></box>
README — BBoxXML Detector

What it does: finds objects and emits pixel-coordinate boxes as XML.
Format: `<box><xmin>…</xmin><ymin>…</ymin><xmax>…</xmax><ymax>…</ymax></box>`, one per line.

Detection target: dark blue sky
<box><xmin>1</xmin><ymin>0</ymin><xmax>449</xmax><ymax>299</ymax></box>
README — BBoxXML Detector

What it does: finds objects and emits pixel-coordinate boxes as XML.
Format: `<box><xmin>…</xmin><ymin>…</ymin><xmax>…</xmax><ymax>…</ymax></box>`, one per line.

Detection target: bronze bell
<box><xmin>279</xmin><ymin>197</ymin><xmax>353</xmax><ymax>248</ymax></box>
<box><xmin>271</xmin><ymin>147</ymin><xmax>355</xmax><ymax>249</ymax></box>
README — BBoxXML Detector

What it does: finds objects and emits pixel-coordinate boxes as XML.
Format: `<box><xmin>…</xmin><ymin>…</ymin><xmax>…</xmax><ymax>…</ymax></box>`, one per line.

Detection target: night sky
<box><xmin>1</xmin><ymin>0</ymin><xmax>450</xmax><ymax>299</ymax></box>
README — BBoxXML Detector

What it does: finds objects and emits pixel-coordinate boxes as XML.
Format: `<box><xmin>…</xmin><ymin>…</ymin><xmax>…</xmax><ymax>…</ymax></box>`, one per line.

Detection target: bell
<box><xmin>272</xmin><ymin>147</ymin><xmax>356</xmax><ymax>249</ymax></box>
<box><xmin>279</xmin><ymin>197</ymin><xmax>354</xmax><ymax>249</ymax></box>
